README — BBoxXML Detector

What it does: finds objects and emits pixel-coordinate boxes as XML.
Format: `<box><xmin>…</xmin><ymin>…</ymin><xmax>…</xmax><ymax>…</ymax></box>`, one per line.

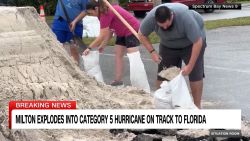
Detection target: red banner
<box><xmin>9</xmin><ymin>100</ymin><xmax>76</xmax><ymax>129</ymax></box>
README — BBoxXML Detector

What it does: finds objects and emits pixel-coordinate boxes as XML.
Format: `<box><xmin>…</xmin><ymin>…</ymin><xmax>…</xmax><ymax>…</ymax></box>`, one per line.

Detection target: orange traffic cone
<box><xmin>39</xmin><ymin>5</ymin><xmax>46</xmax><ymax>22</ymax></box>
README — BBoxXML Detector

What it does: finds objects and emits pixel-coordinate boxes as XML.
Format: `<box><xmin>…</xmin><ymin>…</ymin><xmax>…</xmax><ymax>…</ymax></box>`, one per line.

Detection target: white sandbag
<box><xmin>82</xmin><ymin>16</ymin><xmax>100</xmax><ymax>37</ymax></box>
<box><xmin>82</xmin><ymin>51</ymin><xmax>104</xmax><ymax>82</ymax></box>
<box><xmin>170</xmin><ymin>73</ymin><xmax>198</xmax><ymax>109</ymax></box>
<box><xmin>127</xmin><ymin>51</ymin><xmax>150</xmax><ymax>93</ymax></box>
<box><xmin>154</xmin><ymin>81</ymin><xmax>172</xmax><ymax>109</ymax></box>
<box><xmin>154</xmin><ymin>73</ymin><xmax>198</xmax><ymax>109</ymax></box>
<box><xmin>86</xmin><ymin>65</ymin><xmax>103</xmax><ymax>82</ymax></box>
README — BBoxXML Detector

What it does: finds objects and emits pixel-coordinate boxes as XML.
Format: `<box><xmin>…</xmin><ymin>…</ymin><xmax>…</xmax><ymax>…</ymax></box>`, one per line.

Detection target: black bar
<box><xmin>189</xmin><ymin>3</ymin><xmax>241</xmax><ymax>10</ymax></box>
<box><xmin>210</xmin><ymin>130</ymin><xmax>241</xmax><ymax>137</ymax></box>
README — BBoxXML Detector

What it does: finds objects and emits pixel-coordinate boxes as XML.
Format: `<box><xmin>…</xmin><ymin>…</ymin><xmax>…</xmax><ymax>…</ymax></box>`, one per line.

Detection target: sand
<box><xmin>0</xmin><ymin>6</ymin><xmax>249</xmax><ymax>141</ymax></box>
<box><xmin>158</xmin><ymin>66</ymin><xmax>181</xmax><ymax>81</ymax></box>
<box><xmin>0</xmin><ymin>6</ymin><xmax>153</xmax><ymax>141</ymax></box>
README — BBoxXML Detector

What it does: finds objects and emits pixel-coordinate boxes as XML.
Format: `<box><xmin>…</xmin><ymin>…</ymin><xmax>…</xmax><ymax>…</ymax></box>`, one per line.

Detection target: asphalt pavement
<box><xmin>46</xmin><ymin>4</ymin><xmax>250</xmax><ymax>120</ymax></box>
<box><xmin>99</xmin><ymin>25</ymin><xmax>250</xmax><ymax>120</ymax></box>
<box><xmin>97</xmin><ymin>4</ymin><xmax>250</xmax><ymax>120</ymax></box>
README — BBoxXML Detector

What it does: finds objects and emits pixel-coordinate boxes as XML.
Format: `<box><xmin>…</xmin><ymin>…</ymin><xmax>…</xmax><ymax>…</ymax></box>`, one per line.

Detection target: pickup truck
<box><xmin>127</xmin><ymin>0</ymin><xmax>225</xmax><ymax>17</ymax></box>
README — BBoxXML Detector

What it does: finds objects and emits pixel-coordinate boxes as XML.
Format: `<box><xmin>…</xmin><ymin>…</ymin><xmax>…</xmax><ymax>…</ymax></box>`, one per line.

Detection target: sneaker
<box><xmin>110</xmin><ymin>80</ymin><xmax>124</xmax><ymax>86</ymax></box>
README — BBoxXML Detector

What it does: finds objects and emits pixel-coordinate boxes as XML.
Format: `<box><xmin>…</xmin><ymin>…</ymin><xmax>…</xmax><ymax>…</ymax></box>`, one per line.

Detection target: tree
<box><xmin>2</xmin><ymin>0</ymin><xmax>57</xmax><ymax>16</ymax></box>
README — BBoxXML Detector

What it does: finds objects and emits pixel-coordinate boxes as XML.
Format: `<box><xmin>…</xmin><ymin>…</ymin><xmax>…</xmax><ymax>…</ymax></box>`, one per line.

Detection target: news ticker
<box><xmin>9</xmin><ymin>101</ymin><xmax>241</xmax><ymax>129</ymax></box>
<box><xmin>189</xmin><ymin>3</ymin><xmax>241</xmax><ymax>10</ymax></box>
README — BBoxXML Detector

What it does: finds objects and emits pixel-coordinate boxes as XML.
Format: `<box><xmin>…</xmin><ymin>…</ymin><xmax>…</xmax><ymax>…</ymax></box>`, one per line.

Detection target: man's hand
<box><xmin>181</xmin><ymin>64</ymin><xmax>193</xmax><ymax>76</ymax></box>
<box><xmin>182</xmin><ymin>37</ymin><xmax>203</xmax><ymax>76</ymax></box>
<box><xmin>82</xmin><ymin>48</ymin><xmax>91</xmax><ymax>56</ymax></box>
<box><xmin>151</xmin><ymin>52</ymin><xmax>161</xmax><ymax>64</ymax></box>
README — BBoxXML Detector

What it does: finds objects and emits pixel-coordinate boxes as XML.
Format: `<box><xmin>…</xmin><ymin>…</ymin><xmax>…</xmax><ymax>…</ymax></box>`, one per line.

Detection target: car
<box><xmin>127</xmin><ymin>0</ymin><xmax>225</xmax><ymax>17</ymax></box>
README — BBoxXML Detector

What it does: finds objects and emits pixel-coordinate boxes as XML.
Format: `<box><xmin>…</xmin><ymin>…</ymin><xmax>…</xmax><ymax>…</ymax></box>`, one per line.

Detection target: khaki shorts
<box><xmin>158</xmin><ymin>44</ymin><xmax>206</xmax><ymax>82</ymax></box>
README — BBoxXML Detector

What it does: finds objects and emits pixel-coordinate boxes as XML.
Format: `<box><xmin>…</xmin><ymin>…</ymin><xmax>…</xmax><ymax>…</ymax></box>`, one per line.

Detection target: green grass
<box><xmin>205</xmin><ymin>16</ymin><xmax>250</xmax><ymax>30</ymax></box>
<box><xmin>227</xmin><ymin>0</ymin><xmax>250</xmax><ymax>3</ymax></box>
<box><xmin>46</xmin><ymin>16</ymin><xmax>250</xmax><ymax>45</ymax></box>
<box><xmin>46</xmin><ymin>16</ymin><xmax>54</xmax><ymax>27</ymax></box>
<box><xmin>46</xmin><ymin>16</ymin><xmax>54</xmax><ymax>21</ymax></box>
<box><xmin>239</xmin><ymin>1</ymin><xmax>250</xmax><ymax>3</ymax></box>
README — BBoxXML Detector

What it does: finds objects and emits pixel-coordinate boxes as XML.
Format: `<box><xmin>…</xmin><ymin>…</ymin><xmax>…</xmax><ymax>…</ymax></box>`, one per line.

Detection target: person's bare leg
<box><xmin>63</xmin><ymin>43</ymin><xmax>71</xmax><ymax>56</ymax></box>
<box><xmin>63</xmin><ymin>43</ymin><xmax>79</xmax><ymax>65</ymax></box>
<box><xmin>190</xmin><ymin>80</ymin><xmax>203</xmax><ymax>109</ymax></box>
<box><xmin>127</xmin><ymin>47</ymin><xmax>139</xmax><ymax>53</ymax></box>
<box><xmin>114</xmin><ymin>45</ymin><xmax>126</xmax><ymax>81</ymax></box>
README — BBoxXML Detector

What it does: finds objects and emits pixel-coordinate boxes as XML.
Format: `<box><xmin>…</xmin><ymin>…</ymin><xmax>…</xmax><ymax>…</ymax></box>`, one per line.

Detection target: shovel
<box><xmin>59</xmin><ymin>0</ymin><xmax>87</xmax><ymax>64</ymax></box>
<box><xmin>68</xmin><ymin>34</ymin><xmax>85</xmax><ymax>64</ymax></box>
<box><xmin>72</xmin><ymin>33</ymin><xmax>87</xmax><ymax>54</ymax></box>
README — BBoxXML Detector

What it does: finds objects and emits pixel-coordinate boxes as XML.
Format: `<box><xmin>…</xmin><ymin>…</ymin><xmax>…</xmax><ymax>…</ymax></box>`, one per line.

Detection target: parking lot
<box><xmin>99</xmin><ymin>25</ymin><xmax>250</xmax><ymax>120</ymax></box>
<box><xmin>47</xmin><ymin>4</ymin><xmax>250</xmax><ymax>120</ymax></box>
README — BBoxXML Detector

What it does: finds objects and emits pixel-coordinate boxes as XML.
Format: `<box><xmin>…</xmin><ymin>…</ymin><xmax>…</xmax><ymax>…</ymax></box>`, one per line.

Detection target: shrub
<box><xmin>1</xmin><ymin>0</ymin><xmax>57</xmax><ymax>16</ymax></box>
